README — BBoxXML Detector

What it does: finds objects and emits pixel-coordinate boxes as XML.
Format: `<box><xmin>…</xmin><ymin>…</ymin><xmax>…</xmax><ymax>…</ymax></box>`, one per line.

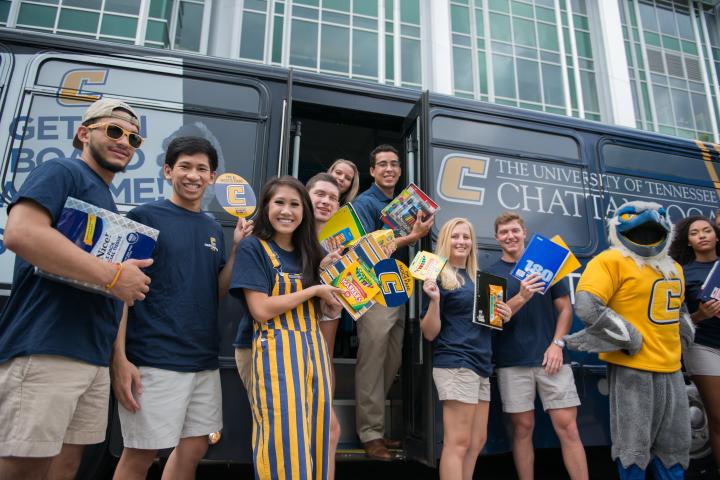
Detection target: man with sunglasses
<box><xmin>0</xmin><ymin>99</ymin><xmax>152</xmax><ymax>480</ymax></box>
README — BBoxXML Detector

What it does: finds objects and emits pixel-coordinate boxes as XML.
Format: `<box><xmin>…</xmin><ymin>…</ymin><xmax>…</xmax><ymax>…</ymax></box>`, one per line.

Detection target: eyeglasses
<box><xmin>375</xmin><ymin>161</ymin><xmax>401</xmax><ymax>169</ymax></box>
<box><xmin>87</xmin><ymin>123</ymin><xmax>143</xmax><ymax>148</ymax></box>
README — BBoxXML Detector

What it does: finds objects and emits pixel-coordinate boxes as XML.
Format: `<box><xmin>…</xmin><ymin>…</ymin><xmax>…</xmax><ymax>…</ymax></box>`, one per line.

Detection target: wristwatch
<box><xmin>552</xmin><ymin>338</ymin><xmax>566</xmax><ymax>348</ymax></box>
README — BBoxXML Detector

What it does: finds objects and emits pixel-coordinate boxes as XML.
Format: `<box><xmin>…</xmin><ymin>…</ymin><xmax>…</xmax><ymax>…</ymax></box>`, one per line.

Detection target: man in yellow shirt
<box><xmin>566</xmin><ymin>201</ymin><xmax>694</xmax><ymax>480</ymax></box>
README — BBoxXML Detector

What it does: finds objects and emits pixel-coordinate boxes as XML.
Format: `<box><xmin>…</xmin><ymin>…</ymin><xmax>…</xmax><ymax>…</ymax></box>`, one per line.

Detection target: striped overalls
<box><xmin>251</xmin><ymin>240</ymin><xmax>332</xmax><ymax>480</ymax></box>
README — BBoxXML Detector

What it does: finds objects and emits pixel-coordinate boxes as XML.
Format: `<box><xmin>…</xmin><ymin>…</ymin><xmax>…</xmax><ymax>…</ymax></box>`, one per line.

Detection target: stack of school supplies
<box><xmin>409</xmin><ymin>251</ymin><xmax>447</xmax><ymax>281</ymax></box>
<box><xmin>37</xmin><ymin>197</ymin><xmax>159</xmax><ymax>294</ymax></box>
<box><xmin>380</xmin><ymin>183</ymin><xmax>438</xmax><ymax>236</ymax></box>
<box><xmin>473</xmin><ymin>272</ymin><xmax>507</xmax><ymax>330</ymax></box>
<box><xmin>319</xmin><ymin>204</ymin><xmax>366</xmax><ymax>251</ymax></box>
<box><xmin>699</xmin><ymin>260</ymin><xmax>720</xmax><ymax>302</ymax></box>
<box><xmin>320</xmin><ymin>233</ymin><xmax>388</xmax><ymax>320</ymax></box>
<box><xmin>510</xmin><ymin>234</ymin><xmax>580</xmax><ymax>294</ymax></box>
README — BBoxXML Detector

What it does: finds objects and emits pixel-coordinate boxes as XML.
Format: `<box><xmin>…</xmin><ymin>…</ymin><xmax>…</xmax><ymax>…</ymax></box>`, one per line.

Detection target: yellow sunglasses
<box><xmin>87</xmin><ymin>122</ymin><xmax>143</xmax><ymax>148</ymax></box>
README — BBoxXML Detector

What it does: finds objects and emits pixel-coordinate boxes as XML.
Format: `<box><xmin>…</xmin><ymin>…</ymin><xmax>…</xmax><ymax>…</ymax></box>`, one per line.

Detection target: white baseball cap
<box><xmin>72</xmin><ymin>98</ymin><xmax>140</xmax><ymax>150</ymax></box>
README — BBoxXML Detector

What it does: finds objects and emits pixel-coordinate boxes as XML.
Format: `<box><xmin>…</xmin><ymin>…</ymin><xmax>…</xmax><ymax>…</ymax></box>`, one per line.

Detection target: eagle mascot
<box><xmin>565</xmin><ymin>201</ymin><xmax>694</xmax><ymax>480</ymax></box>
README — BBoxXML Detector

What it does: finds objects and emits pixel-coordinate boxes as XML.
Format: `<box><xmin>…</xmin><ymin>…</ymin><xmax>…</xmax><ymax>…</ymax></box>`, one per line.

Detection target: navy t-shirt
<box><xmin>233</xmin><ymin>311</ymin><xmax>253</xmax><ymax>349</ymax></box>
<box><xmin>421</xmin><ymin>269</ymin><xmax>493</xmax><ymax>378</ymax></box>
<box><xmin>0</xmin><ymin>158</ymin><xmax>122</xmax><ymax>367</ymax></box>
<box><xmin>230</xmin><ymin>236</ymin><xmax>303</xmax><ymax>311</ymax></box>
<box><xmin>484</xmin><ymin>259</ymin><xmax>570</xmax><ymax>368</ymax></box>
<box><xmin>683</xmin><ymin>260</ymin><xmax>720</xmax><ymax>349</ymax></box>
<box><xmin>125</xmin><ymin>200</ymin><xmax>226</xmax><ymax>371</ymax></box>
<box><xmin>352</xmin><ymin>183</ymin><xmax>409</xmax><ymax>264</ymax></box>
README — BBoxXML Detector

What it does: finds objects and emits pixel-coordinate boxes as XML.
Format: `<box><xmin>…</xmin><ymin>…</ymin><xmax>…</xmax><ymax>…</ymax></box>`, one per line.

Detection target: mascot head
<box><xmin>608</xmin><ymin>201</ymin><xmax>677</xmax><ymax>278</ymax></box>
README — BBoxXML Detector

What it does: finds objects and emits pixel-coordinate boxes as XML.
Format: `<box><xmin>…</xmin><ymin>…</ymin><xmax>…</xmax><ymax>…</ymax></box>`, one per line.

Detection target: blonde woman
<box><xmin>421</xmin><ymin>218</ymin><xmax>511</xmax><ymax>480</ymax></box>
<box><xmin>327</xmin><ymin>159</ymin><xmax>359</xmax><ymax>205</ymax></box>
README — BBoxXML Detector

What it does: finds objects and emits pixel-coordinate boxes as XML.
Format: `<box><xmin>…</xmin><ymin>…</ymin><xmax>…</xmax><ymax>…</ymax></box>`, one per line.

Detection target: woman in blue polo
<box><xmin>421</xmin><ymin>217</ymin><xmax>511</xmax><ymax>480</ymax></box>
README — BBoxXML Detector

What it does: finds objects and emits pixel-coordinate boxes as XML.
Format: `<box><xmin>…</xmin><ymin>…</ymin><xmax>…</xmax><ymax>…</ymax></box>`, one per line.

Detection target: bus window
<box><xmin>428</xmin><ymin>115</ymin><xmax>594</xmax><ymax>253</ymax></box>
<box><xmin>35</xmin><ymin>58</ymin><xmax>264</xmax><ymax>114</ymax></box>
<box><xmin>432</xmin><ymin>115</ymin><xmax>581</xmax><ymax>163</ymax></box>
<box><xmin>601</xmin><ymin>142</ymin><xmax>719</xmax><ymax>222</ymax></box>
<box><xmin>0</xmin><ymin>47</ymin><xmax>10</xmax><ymax>102</ymax></box>
<box><xmin>4</xmin><ymin>57</ymin><xmax>269</xmax><ymax>214</ymax></box>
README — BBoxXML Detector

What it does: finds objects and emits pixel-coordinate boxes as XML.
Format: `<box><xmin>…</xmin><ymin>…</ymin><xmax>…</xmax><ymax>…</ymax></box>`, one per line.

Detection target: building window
<box><xmin>620</xmin><ymin>0</ymin><xmax>715</xmax><ymax>141</ymax></box>
<box><xmin>15</xmin><ymin>0</ymin><xmax>141</xmax><ymax>44</ymax></box>
<box><xmin>239</xmin><ymin>0</ymin><xmax>268</xmax><ymax>61</ymax></box>
<box><xmin>174</xmin><ymin>0</ymin><xmax>204</xmax><ymax>51</ymax></box>
<box><xmin>13</xmin><ymin>0</ymin><xmax>208</xmax><ymax>52</ymax></box>
<box><xmin>239</xmin><ymin>0</ymin><xmax>394</xmax><ymax>81</ymax></box>
<box><xmin>397</xmin><ymin>0</ymin><xmax>422</xmax><ymax>88</ymax></box>
<box><xmin>0</xmin><ymin>0</ymin><xmax>12</xmax><ymax>25</ymax></box>
<box><xmin>451</xmin><ymin>0</ymin><xmax>600</xmax><ymax>119</ymax></box>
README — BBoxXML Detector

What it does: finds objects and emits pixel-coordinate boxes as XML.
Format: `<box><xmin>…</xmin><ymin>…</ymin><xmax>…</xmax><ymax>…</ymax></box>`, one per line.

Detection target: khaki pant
<box><xmin>355</xmin><ymin>303</ymin><xmax>405</xmax><ymax>443</ymax></box>
<box><xmin>234</xmin><ymin>348</ymin><xmax>252</xmax><ymax>403</ymax></box>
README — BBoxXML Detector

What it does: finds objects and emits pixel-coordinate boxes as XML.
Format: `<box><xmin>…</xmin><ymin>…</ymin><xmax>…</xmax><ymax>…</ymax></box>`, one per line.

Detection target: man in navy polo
<box><xmin>351</xmin><ymin>144</ymin><xmax>433</xmax><ymax>461</ymax></box>
<box><xmin>0</xmin><ymin>99</ymin><xmax>152</xmax><ymax>480</ymax></box>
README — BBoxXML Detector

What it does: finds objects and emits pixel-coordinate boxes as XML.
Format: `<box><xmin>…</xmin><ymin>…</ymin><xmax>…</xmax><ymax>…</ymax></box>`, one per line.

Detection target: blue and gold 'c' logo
<box><xmin>436</xmin><ymin>154</ymin><xmax>490</xmax><ymax>206</ymax></box>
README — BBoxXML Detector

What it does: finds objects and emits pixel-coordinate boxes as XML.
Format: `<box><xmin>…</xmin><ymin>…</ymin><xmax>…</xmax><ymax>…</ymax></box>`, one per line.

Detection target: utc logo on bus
<box><xmin>436</xmin><ymin>154</ymin><xmax>490</xmax><ymax>206</ymax></box>
<box><xmin>57</xmin><ymin>69</ymin><xmax>109</xmax><ymax>106</ymax></box>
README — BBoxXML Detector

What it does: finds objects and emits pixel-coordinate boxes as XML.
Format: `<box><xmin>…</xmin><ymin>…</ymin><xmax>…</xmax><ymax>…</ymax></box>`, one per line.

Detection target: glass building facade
<box><xmin>4</xmin><ymin>0</ymin><xmax>720</xmax><ymax>140</ymax></box>
<box><xmin>620</xmin><ymin>0</ymin><xmax>718</xmax><ymax>140</ymax></box>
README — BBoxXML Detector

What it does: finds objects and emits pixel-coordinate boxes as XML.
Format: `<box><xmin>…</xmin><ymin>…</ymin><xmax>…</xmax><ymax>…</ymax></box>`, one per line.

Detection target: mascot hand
<box><xmin>679</xmin><ymin>304</ymin><xmax>695</xmax><ymax>354</ymax></box>
<box><xmin>564</xmin><ymin>291</ymin><xmax>643</xmax><ymax>355</ymax></box>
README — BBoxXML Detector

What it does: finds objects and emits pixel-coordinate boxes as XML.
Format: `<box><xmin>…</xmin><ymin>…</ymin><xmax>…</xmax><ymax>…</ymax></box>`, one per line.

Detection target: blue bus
<box><xmin>0</xmin><ymin>27</ymin><xmax>716</xmax><ymax>478</ymax></box>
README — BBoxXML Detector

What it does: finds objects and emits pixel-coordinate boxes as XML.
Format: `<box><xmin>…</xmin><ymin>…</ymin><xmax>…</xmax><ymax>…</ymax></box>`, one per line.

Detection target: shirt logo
<box><xmin>204</xmin><ymin>236</ymin><xmax>218</xmax><ymax>253</ymax></box>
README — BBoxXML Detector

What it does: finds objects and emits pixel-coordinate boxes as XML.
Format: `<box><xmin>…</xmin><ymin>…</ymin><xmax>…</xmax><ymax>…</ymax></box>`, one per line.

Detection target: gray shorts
<box><xmin>118</xmin><ymin>367</ymin><xmax>222</xmax><ymax>450</ymax></box>
<box><xmin>433</xmin><ymin>367</ymin><xmax>491</xmax><ymax>404</ymax></box>
<box><xmin>496</xmin><ymin>365</ymin><xmax>580</xmax><ymax>413</ymax></box>
<box><xmin>684</xmin><ymin>343</ymin><xmax>720</xmax><ymax>376</ymax></box>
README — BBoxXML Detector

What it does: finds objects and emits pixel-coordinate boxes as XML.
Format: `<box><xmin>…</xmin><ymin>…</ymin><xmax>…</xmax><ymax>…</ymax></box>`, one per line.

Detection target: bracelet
<box><xmin>105</xmin><ymin>263</ymin><xmax>124</xmax><ymax>290</ymax></box>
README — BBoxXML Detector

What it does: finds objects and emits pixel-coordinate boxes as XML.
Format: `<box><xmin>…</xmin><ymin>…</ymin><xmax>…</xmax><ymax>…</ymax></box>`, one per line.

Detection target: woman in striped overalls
<box><xmin>231</xmin><ymin>176</ymin><xmax>342</xmax><ymax>480</ymax></box>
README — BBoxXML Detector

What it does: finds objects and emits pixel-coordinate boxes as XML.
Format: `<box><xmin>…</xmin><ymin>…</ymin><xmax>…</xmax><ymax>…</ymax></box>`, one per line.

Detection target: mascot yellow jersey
<box><xmin>576</xmin><ymin>249</ymin><xmax>684</xmax><ymax>372</ymax></box>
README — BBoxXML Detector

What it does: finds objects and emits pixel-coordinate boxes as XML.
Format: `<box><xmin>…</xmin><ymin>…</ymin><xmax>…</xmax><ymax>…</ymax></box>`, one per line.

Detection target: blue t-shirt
<box><xmin>125</xmin><ymin>200</ymin><xmax>226</xmax><ymax>372</ymax></box>
<box><xmin>230</xmin><ymin>236</ymin><xmax>303</xmax><ymax>309</ymax></box>
<box><xmin>0</xmin><ymin>158</ymin><xmax>122</xmax><ymax>367</ymax></box>
<box><xmin>683</xmin><ymin>260</ymin><xmax>720</xmax><ymax>349</ymax></box>
<box><xmin>233</xmin><ymin>311</ymin><xmax>253</xmax><ymax>349</ymax></box>
<box><xmin>484</xmin><ymin>259</ymin><xmax>570</xmax><ymax>368</ymax></box>
<box><xmin>351</xmin><ymin>183</ymin><xmax>409</xmax><ymax>264</ymax></box>
<box><xmin>421</xmin><ymin>269</ymin><xmax>493</xmax><ymax>378</ymax></box>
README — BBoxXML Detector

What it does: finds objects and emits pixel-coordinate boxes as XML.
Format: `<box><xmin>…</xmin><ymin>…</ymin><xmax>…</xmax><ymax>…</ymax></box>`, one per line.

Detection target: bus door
<box><xmin>284</xmin><ymin>77</ymin><xmax>411</xmax><ymax>453</ymax></box>
<box><xmin>400</xmin><ymin>92</ymin><xmax>437</xmax><ymax>466</ymax></box>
